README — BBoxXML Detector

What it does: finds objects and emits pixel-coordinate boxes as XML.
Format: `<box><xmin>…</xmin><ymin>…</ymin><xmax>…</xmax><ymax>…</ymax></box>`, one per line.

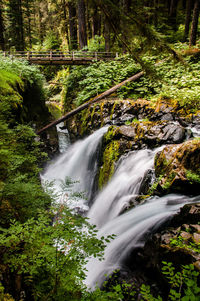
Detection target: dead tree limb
<box><xmin>37</xmin><ymin>70</ymin><xmax>144</xmax><ymax>135</ymax></box>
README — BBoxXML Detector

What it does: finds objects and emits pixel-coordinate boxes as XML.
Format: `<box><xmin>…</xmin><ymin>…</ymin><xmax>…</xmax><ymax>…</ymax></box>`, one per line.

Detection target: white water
<box><xmin>42</xmin><ymin>127</ymin><xmax>199</xmax><ymax>289</ymax></box>
<box><xmin>42</xmin><ymin>127</ymin><xmax>108</xmax><ymax>212</ymax></box>
<box><xmin>88</xmin><ymin>148</ymin><xmax>160</xmax><ymax>228</ymax></box>
<box><xmin>56</xmin><ymin>122</ymin><xmax>70</xmax><ymax>153</ymax></box>
<box><xmin>85</xmin><ymin>194</ymin><xmax>195</xmax><ymax>289</ymax></box>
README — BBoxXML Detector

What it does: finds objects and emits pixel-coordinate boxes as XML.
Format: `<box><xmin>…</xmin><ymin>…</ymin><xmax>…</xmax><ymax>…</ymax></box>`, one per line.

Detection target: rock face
<box><xmin>116</xmin><ymin>203</ymin><xmax>200</xmax><ymax>299</ymax></box>
<box><xmin>98</xmin><ymin>122</ymin><xmax>186</xmax><ymax>188</ymax></box>
<box><xmin>154</xmin><ymin>139</ymin><xmax>200</xmax><ymax>195</ymax></box>
<box><xmin>66</xmin><ymin>98</ymin><xmax>200</xmax><ymax>193</ymax></box>
<box><xmin>136</xmin><ymin>203</ymin><xmax>200</xmax><ymax>279</ymax></box>
<box><xmin>66</xmin><ymin>98</ymin><xmax>199</xmax><ymax>140</ymax></box>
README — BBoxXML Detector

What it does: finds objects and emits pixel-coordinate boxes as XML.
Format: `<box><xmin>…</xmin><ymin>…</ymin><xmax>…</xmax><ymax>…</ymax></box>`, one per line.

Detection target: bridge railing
<box><xmin>0</xmin><ymin>51</ymin><xmax>119</xmax><ymax>61</ymax></box>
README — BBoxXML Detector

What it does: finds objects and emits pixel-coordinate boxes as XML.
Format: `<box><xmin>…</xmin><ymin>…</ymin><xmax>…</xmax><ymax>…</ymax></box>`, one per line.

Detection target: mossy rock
<box><xmin>154</xmin><ymin>139</ymin><xmax>200</xmax><ymax>195</ymax></box>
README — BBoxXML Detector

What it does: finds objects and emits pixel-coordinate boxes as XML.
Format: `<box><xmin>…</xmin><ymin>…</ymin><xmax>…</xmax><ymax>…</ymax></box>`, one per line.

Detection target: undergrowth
<box><xmin>62</xmin><ymin>48</ymin><xmax>200</xmax><ymax>113</ymax></box>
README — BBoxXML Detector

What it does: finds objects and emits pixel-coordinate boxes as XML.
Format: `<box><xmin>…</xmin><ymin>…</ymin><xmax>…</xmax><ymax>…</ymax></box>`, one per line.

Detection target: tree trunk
<box><xmin>25</xmin><ymin>0</ymin><xmax>32</xmax><ymax>48</ymax></box>
<box><xmin>0</xmin><ymin>2</ymin><xmax>5</xmax><ymax>50</ymax></box>
<box><xmin>169</xmin><ymin>0</ymin><xmax>179</xmax><ymax>30</ymax></box>
<box><xmin>68</xmin><ymin>1</ymin><xmax>78</xmax><ymax>50</ymax></box>
<box><xmin>154</xmin><ymin>0</ymin><xmax>159</xmax><ymax>27</ymax></box>
<box><xmin>184</xmin><ymin>0</ymin><xmax>193</xmax><ymax>41</ymax></box>
<box><xmin>38</xmin><ymin>5</ymin><xmax>44</xmax><ymax>44</ymax></box>
<box><xmin>77</xmin><ymin>0</ymin><xmax>87</xmax><ymax>49</ymax></box>
<box><xmin>189</xmin><ymin>0</ymin><xmax>200</xmax><ymax>46</ymax></box>
<box><xmin>104</xmin><ymin>18</ymin><xmax>110</xmax><ymax>51</ymax></box>
<box><xmin>18</xmin><ymin>0</ymin><xmax>25</xmax><ymax>50</ymax></box>
<box><xmin>92</xmin><ymin>6</ymin><xmax>101</xmax><ymax>37</ymax></box>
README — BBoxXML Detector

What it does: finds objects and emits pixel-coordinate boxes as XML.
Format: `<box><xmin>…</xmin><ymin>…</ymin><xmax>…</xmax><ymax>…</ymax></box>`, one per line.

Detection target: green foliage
<box><xmin>0</xmin><ymin>58</ymin><xmax>50</xmax><ymax>228</ymax></box>
<box><xmin>84</xmin><ymin>35</ymin><xmax>105</xmax><ymax>52</ymax></box>
<box><xmin>0</xmin><ymin>202</ymin><xmax>113</xmax><ymax>300</ymax></box>
<box><xmin>62</xmin><ymin>49</ymin><xmax>200</xmax><ymax>113</ymax></box>
<box><xmin>186</xmin><ymin>170</ymin><xmax>200</xmax><ymax>184</ymax></box>
<box><xmin>0</xmin><ymin>55</ymin><xmax>45</xmax><ymax>90</ymax></box>
<box><xmin>42</xmin><ymin>31</ymin><xmax>61</xmax><ymax>50</ymax></box>
<box><xmin>63</xmin><ymin>55</ymin><xmax>141</xmax><ymax>107</ymax></box>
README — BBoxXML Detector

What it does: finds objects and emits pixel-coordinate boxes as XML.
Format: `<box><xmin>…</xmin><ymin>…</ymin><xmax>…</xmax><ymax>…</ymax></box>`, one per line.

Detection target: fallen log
<box><xmin>37</xmin><ymin>70</ymin><xmax>144</xmax><ymax>135</ymax></box>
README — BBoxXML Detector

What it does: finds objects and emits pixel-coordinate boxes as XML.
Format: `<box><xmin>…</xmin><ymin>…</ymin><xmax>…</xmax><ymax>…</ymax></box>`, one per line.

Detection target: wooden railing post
<box><xmin>50</xmin><ymin>50</ymin><xmax>53</xmax><ymax>61</ymax></box>
<box><xmin>72</xmin><ymin>51</ymin><xmax>74</xmax><ymax>61</ymax></box>
<box><xmin>3</xmin><ymin>51</ymin><xmax>6</xmax><ymax>57</ymax></box>
<box><xmin>27</xmin><ymin>51</ymin><xmax>30</xmax><ymax>60</ymax></box>
<box><xmin>95</xmin><ymin>52</ymin><xmax>98</xmax><ymax>61</ymax></box>
<box><xmin>116</xmin><ymin>52</ymin><xmax>119</xmax><ymax>58</ymax></box>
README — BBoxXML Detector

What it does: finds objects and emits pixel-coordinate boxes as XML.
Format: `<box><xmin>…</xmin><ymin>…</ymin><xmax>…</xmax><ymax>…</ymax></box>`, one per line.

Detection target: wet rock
<box><xmin>154</xmin><ymin>139</ymin><xmax>200</xmax><ymax>195</ymax></box>
<box><xmin>160</xmin><ymin>113</ymin><xmax>174</xmax><ymax>121</ymax></box>
<box><xmin>119</xmin><ymin>125</ymin><xmax>136</xmax><ymax>138</ymax></box>
<box><xmin>130</xmin><ymin>203</ymin><xmax>200</xmax><ymax>294</ymax></box>
<box><xmin>118</xmin><ymin>121</ymin><xmax>186</xmax><ymax>148</ymax></box>
<box><xmin>67</xmin><ymin>98</ymin><xmax>198</xmax><ymax>141</ymax></box>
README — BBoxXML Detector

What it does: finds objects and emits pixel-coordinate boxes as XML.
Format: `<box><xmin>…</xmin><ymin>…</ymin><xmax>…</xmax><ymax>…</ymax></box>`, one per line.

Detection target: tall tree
<box><xmin>184</xmin><ymin>0</ymin><xmax>193</xmax><ymax>41</ymax></box>
<box><xmin>77</xmin><ymin>0</ymin><xmax>87</xmax><ymax>49</ymax></box>
<box><xmin>92</xmin><ymin>4</ymin><xmax>101</xmax><ymax>37</ymax></box>
<box><xmin>0</xmin><ymin>0</ymin><xmax>5</xmax><ymax>50</ymax></box>
<box><xmin>169</xmin><ymin>0</ymin><xmax>179</xmax><ymax>30</ymax></box>
<box><xmin>68</xmin><ymin>0</ymin><xmax>78</xmax><ymax>49</ymax></box>
<box><xmin>7</xmin><ymin>0</ymin><xmax>25</xmax><ymax>50</ymax></box>
<box><xmin>189</xmin><ymin>0</ymin><xmax>200</xmax><ymax>46</ymax></box>
<box><xmin>24</xmin><ymin>0</ymin><xmax>32</xmax><ymax>48</ymax></box>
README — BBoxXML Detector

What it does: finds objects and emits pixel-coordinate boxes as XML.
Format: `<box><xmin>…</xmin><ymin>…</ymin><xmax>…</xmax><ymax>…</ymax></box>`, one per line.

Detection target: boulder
<box><xmin>154</xmin><ymin>139</ymin><xmax>200</xmax><ymax>195</ymax></box>
<box><xmin>137</xmin><ymin>203</ymin><xmax>200</xmax><ymax>273</ymax></box>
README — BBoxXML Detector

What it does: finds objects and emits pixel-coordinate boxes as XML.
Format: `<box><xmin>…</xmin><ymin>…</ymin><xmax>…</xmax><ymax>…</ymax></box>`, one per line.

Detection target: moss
<box><xmin>186</xmin><ymin>170</ymin><xmax>200</xmax><ymax>184</ymax></box>
<box><xmin>46</xmin><ymin>102</ymin><xmax>62</xmax><ymax>119</ymax></box>
<box><xmin>98</xmin><ymin>140</ymin><xmax>120</xmax><ymax>189</ymax></box>
<box><xmin>0</xmin><ymin>70</ymin><xmax>24</xmax><ymax>110</ymax></box>
<box><xmin>104</xmin><ymin>125</ymin><xmax>119</xmax><ymax>143</ymax></box>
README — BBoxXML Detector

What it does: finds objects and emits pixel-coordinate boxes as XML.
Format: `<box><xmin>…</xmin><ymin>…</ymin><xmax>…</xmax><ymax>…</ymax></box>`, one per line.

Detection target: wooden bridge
<box><xmin>0</xmin><ymin>51</ymin><xmax>118</xmax><ymax>65</ymax></box>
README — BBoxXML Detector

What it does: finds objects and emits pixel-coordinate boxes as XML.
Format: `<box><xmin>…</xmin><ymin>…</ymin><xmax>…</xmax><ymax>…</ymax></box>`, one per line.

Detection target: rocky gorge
<box><xmin>59</xmin><ymin>96</ymin><xmax>200</xmax><ymax>297</ymax></box>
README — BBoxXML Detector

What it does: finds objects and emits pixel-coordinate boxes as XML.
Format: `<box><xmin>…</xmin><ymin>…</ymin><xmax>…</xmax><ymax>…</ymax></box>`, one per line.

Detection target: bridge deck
<box><xmin>0</xmin><ymin>51</ymin><xmax>118</xmax><ymax>65</ymax></box>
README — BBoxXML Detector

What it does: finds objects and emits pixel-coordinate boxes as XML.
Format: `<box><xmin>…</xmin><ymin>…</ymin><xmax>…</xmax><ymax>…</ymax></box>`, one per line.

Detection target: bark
<box><xmin>77</xmin><ymin>0</ymin><xmax>87</xmax><ymax>49</ymax></box>
<box><xmin>92</xmin><ymin>6</ymin><xmax>101</xmax><ymax>37</ymax></box>
<box><xmin>104</xmin><ymin>18</ymin><xmax>110</xmax><ymax>52</ymax></box>
<box><xmin>184</xmin><ymin>0</ymin><xmax>193</xmax><ymax>41</ymax></box>
<box><xmin>38</xmin><ymin>7</ymin><xmax>43</xmax><ymax>44</ymax></box>
<box><xmin>37</xmin><ymin>70</ymin><xmax>144</xmax><ymax>135</ymax></box>
<box><xmin>0</xmin><ymin>2</ymin><xmax>5</xmax><ymax>50</ymax></box>
<box><xmin>68</xmin><ymin>1</ymin><xmax>78</xmax><ymax>49</ymax></box>
<box><xmin>189</xmin><ymin>0</ymin><xmax>200</xmax><ymax>46</ymax></box>
<box><xmin>8</xmin><ymin>0</ymin><xmax>25</xmax><ymax>50</ymax></box>
<box><xmin>25</xmin><ymin>0</ymin><xmax>32</xmax><ymax>48</ymax></box>
<box><xmin>61</xmin><ymin>0</ymin><xmax>69</xmax><ymax>47</ymax></box>
<box><xmin>18</xmin><ymin>0</ymin><xmax>25</xmax><ymax>50</ymax></box>
<box><xmin>169</xmin><ymin>0</ymin><xmax>179</xmax><ymax>31</ymax></box>
<box><xmin>154</xmin><ymin>0</ymin><xmax>159</xmax><ymax>27</ymax></box>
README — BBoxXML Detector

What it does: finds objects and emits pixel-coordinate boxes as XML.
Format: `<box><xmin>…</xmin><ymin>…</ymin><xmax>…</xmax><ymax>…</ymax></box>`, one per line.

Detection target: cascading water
<box><xmin>88</xmin><ymin>148</ymin><xmax>160</xmax><ymax>227</ymax></box>
<box><xmin>42</xmin><ymin>127</ymin><xmax>199</xmax><ymax>290</ymax></box>
<box><xmin>56</xmin><ymin>122</ymin><xmax>71</xmax><ymax>153</ymax></box>
<box><xmin>85</xmin><ymin>194</ymin><xmax>196</xmax><ymax>289</ymax></box>
<box><xmin>42</xmin><ymin>126</ymin><xmax>108</xmax><ymax>212</ymax></box>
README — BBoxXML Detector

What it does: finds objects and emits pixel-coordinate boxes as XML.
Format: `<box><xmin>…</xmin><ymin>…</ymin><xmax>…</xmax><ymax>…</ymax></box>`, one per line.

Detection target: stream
<box><xmin>42</xmin><ymin>126</ymin><xmax>199</xmax><ymax>290</ymax></box>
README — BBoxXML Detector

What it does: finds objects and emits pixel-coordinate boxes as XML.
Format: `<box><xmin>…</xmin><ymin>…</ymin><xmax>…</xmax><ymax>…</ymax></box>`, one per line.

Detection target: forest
<box><xmin>0</xmin><ymin>0</ymin><xmax>200</xmax><ymax>300</ymax></box>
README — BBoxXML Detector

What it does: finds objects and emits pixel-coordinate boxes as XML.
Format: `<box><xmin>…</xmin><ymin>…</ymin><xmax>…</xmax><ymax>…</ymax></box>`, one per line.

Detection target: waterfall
<box><xmin>42</xmin><ymin>127</ymin><xmax>199</xmax><ymax>290</ymax></box>
<box><xmin>42</xmin><ymin>126</ymin><xmax>108</xmax><ymax>212</ymax></box>
<box><xmin>88</xmin><ymin>148</ymin><xmax>160</xmax><ymax>227</ymax></box>
<box><xmin>56</xmin><ymin>122</ymin><xmax>70</xmax><ymax>153</ymax></box>
<box><xmin>85</xmin><ymin>194</ymin><xmax>195</xmax><ymax>289</ymax></box>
